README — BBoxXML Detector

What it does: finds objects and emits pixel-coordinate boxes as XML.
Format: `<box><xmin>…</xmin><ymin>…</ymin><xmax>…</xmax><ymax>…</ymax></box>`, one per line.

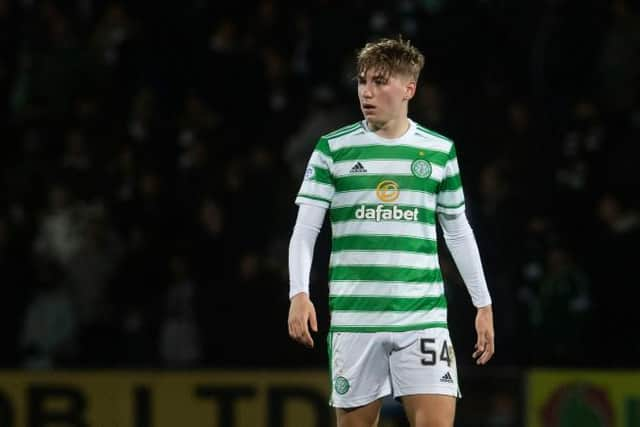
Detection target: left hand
<box><xmin>472</xmin><ymin>305</ymin><xmax>495</xmax><ymax>365</ymax></box>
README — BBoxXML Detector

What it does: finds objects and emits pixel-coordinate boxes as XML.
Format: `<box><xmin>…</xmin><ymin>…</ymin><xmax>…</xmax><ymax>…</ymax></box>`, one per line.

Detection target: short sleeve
<box><xmin>436</xmin><ymin>143</ymin><xmax>465</xmax><ymax>215</ymax></box>
<box><xmin>295</xmin><ymin>137</ymin><xmax>335</xmax><ymax>209</ymax></box>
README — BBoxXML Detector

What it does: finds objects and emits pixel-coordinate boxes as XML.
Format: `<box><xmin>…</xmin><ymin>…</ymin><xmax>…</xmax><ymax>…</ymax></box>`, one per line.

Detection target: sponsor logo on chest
<box><xmin>355</xmin><ymin>204</ymin><xmax>419</xmax><ymax>222</ymax></box>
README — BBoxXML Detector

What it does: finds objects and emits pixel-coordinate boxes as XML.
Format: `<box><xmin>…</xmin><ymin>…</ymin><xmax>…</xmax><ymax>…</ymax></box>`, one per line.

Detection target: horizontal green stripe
<box><xmin>330</xmin><ymin>322</ymin><xmax>448</xmax><ymax>332</ymax></box>
<box><xmin>449</xmin><ymin>142</ymin><xmax>457</xmax><ymax>157</ymax></box>
<box><xmin>330</xmin><ymin>266</ymin><xmax>443</xmax><ymax>282</ymax></box>
<box><xmin>330</xmin><ymin>205</ymin><xmax>436</xmax><ymax>224</ymax></box>
<box><xmin>315</xmin><ymin>138</ymin><xmax>332</xmax><ymax>157</ymax></box>
<box><xmin>335</xmin><ymin>175</ymin><xmax>439</xmax><ymax>193</ymax></box>
<box><xmin>416</xmin><ymin>125</ymin><xmax>453</xmax><ymax>143</ymax></box>
<box><xmin>437</xmin><ymin>200</ymin><xmax>465</xmax><ymax>209</ymax></box>
<box><xmin>311</xmin><ymin>166</ymin><xmax>332</xmax><ymax>185</ymax></box>
<box><xmin>324</xmin><ymin>122</ymin><xmax>361</xmax><ymax>139</ymax></box>
<box><xmin>297</xmin><ymin>194</ymin><xmax>331</xmax><ymax>204</ymax></box>
<box><xmin>440</xmin><ymin>175</ymin><xmax>462</xmax><ymax>191</ymax></box>
<box><xmin>330</xmin><ymin>295</ymin><xmax>446</xmax><ymax>312</ymax></box>
<box><xmin>332</xmin><ymin>235</ymin><xmax>437</xmax><ymax>253</ymax></box>
<box><xmin>333</xmin><ymin>145</ymin><xmax>449</xmax><ymax>166</ymax></box>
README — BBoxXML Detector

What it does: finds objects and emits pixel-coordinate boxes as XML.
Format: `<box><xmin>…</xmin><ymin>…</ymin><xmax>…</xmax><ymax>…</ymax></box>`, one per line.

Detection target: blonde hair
<box><xmin>356</xmin><ymin>36</ymin><xmax>425</xmax><ymax>81</ymax></box>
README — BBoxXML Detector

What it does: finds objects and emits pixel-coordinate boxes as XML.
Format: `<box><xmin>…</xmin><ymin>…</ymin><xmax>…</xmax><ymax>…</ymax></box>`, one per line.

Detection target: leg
<box><xmin>329</xmin><ymin>332</ymin><xmax>392</xmax><ymax>422</ymax></box>
<box><xmin>401</xmin><ymin>394</ymin><xmax>456</xmax><ymax>427</ymax></box>
<box><xmin>336</xmin><ymin>399</ymin><xmax>383</xmax><ymax>427</ymax></box>
<box><xmin>388</xmin><ymin>329</ymin><xmax>460</xmax><ymax>427</ymax></box>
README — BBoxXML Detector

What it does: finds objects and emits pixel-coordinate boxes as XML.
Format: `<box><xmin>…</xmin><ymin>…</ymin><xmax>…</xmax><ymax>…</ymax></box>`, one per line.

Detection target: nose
<box><xmin>361</xmin><ymin>82</ymin><xmax>373</xmax><ymax>99</ymax></box>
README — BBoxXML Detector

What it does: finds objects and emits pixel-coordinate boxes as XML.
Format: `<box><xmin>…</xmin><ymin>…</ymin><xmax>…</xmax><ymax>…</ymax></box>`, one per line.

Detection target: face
<box><xmin>358</xmin><ymin>68</ymin><xmax>415</xmax><ymax>127</ymax></box>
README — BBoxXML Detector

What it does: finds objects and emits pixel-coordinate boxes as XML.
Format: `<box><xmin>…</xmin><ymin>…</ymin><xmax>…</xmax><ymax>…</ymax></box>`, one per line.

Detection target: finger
<box><xmin>309</xmin><ymin>308</ymin><xmax>318</xmax><ymax>332</ymax></box>
<box><xmin>301</xmin><ymin>328</ymin><xmax>314</xmax><ymax>348</ymax></box>
<box><xmin>478</xmin><ymin>347</ymin><xmax>492</xmax><ymax>364</ymax></box>
<box><xmin>476</xmin><ymin>347</ymin><xmax>487</xmax><ymax>364</ymax></box>
<box><xmin>480</xmin><ymin>350</ymin><xmax>493</xmax><ymax>364</ymax></box>
<box><xmin>479</xmin><ymin>339</ymin><xmax>495</xmax><ymax>364</ymax></box>
<box><xmin>289</xmin><ymin>318</ymin><xmax>304</xmax><ymax>341</ymax></box>
<box><xmin>476</xmin><ymin>335</ymin><xmax>494</xmax><ymax>364</ymax></box>
<box><xmin>289</xmin><ymin>316</ymin><xmax>299</xmax><ymax>335</ymax></box>
<box><xmin>293</xmin><ymin>316</ymin><xmax>313</xmax><ymax>348</ymax></box>
<box><xmin>472</xmin><ymin>340</ymin><xmax>485</xmax><ymax>359</ymax></box>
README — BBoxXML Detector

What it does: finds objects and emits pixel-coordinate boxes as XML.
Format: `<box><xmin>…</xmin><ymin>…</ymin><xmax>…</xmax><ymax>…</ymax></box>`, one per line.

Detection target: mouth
<box><xmin>362</xmin><ymin>103</ymin><xmax>376</xmax><ymax>113</ymax></box>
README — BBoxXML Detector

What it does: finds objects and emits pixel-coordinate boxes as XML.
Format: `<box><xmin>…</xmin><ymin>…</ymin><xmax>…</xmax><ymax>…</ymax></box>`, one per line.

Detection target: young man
<box><xmin>288</xmin><ymin>37</ymin><xmax>494</xmax><ymax>427</ymax></box>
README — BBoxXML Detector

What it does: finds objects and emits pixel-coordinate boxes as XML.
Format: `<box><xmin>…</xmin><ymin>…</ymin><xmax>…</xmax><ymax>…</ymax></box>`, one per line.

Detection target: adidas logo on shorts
<box><xmin>350</xmin><ymin>162</ymin><xmax>367</xmax><ymax>173</ymax></box>
<box><xmin>440</xmin><ymin>372</ymin><xmax>454</xmax><ymax>384</ymax></box>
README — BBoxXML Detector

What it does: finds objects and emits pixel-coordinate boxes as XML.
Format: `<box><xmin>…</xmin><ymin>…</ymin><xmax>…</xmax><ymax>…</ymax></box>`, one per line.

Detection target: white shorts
<box><xmin>328</xmin><ymin>328</ymin><xmax>460</xmax><ymax>408</ymax></box>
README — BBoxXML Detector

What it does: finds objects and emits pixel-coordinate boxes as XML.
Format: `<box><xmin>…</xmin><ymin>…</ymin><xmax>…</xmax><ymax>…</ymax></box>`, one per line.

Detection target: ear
<box><xmin>404</xmin><ymin>80</ymin><xmax>417</xmax><ymax>101</ymax></box>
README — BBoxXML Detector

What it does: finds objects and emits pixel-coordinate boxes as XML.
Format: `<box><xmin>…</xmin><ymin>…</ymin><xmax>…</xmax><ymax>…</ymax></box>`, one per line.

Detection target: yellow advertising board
<box><xmin>0</xmin><ymin>370</ymin><xmax>334</xmax><ymax>427</ymax></box>
<box><xmin>527</xmin><ymin>370</ymin><xmax>640</xmax><ymax>427</ymax></box>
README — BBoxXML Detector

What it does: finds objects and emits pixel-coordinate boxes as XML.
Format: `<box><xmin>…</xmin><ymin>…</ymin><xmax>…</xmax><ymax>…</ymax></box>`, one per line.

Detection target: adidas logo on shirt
<box><xmin>440</xmin><ymin>372</ymin><xmax>454</xmax><ymax>384</ymax></box>
<box><xmin>350</xmin><ymin>162</ymin><xmax>367</xmax><ymax>173</ymax></box>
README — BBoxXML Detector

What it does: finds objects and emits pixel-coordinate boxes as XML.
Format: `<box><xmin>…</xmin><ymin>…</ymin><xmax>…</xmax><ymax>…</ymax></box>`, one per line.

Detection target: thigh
<box><xmin>389</xmin><ymin>328</ymin><xmax>460</xmax><ymax>399</ymax></box>
<box><xmin>401</xmin><ymin>394</ymin><xmax>456</xmax><ymax>427</ymax></box>
<box><xmin>329</xmin><ymin>331</ymin><xmax>392</xmax><ymax>409</ymax></box>
<box><xmin>336</xmin><ymin>399</ymin><xmax>383</xmax><ymax>427</ymax></box>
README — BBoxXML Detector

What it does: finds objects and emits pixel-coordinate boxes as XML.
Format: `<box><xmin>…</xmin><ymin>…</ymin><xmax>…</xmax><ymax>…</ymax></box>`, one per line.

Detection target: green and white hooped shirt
<box><xmin>295</xmin><ymin>119</ymin><xmax>465</xmax><ymax>333</ymax></box>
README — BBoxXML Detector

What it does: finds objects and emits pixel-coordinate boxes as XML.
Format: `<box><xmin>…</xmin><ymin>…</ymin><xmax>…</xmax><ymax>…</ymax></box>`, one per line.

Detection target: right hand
<box><xmin>288</xmin><ymin>293</ymin><xmax>318</xmax><ymax>348</ymax></box>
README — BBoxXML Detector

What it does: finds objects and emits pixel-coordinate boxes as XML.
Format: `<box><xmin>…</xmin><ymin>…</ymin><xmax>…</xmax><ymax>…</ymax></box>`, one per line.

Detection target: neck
<box><xmin>368</xmin><ymin>116</ymin><xmax>410</xmax><ymax>139</ymax></box>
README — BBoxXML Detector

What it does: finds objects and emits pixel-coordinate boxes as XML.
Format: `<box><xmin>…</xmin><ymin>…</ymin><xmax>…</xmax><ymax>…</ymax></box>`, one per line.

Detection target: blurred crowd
<box><xmin>0</xmin><ymin>0</ymin><xmax>639</xmax><ymax>370</ymax></box>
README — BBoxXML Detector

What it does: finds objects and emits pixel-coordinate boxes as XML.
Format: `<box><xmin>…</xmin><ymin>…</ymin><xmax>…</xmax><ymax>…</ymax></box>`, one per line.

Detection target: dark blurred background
<box><xmin>0</xmin><ymin>0</ymin><xmax>639</xmax><ymax>376</ymax></box>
